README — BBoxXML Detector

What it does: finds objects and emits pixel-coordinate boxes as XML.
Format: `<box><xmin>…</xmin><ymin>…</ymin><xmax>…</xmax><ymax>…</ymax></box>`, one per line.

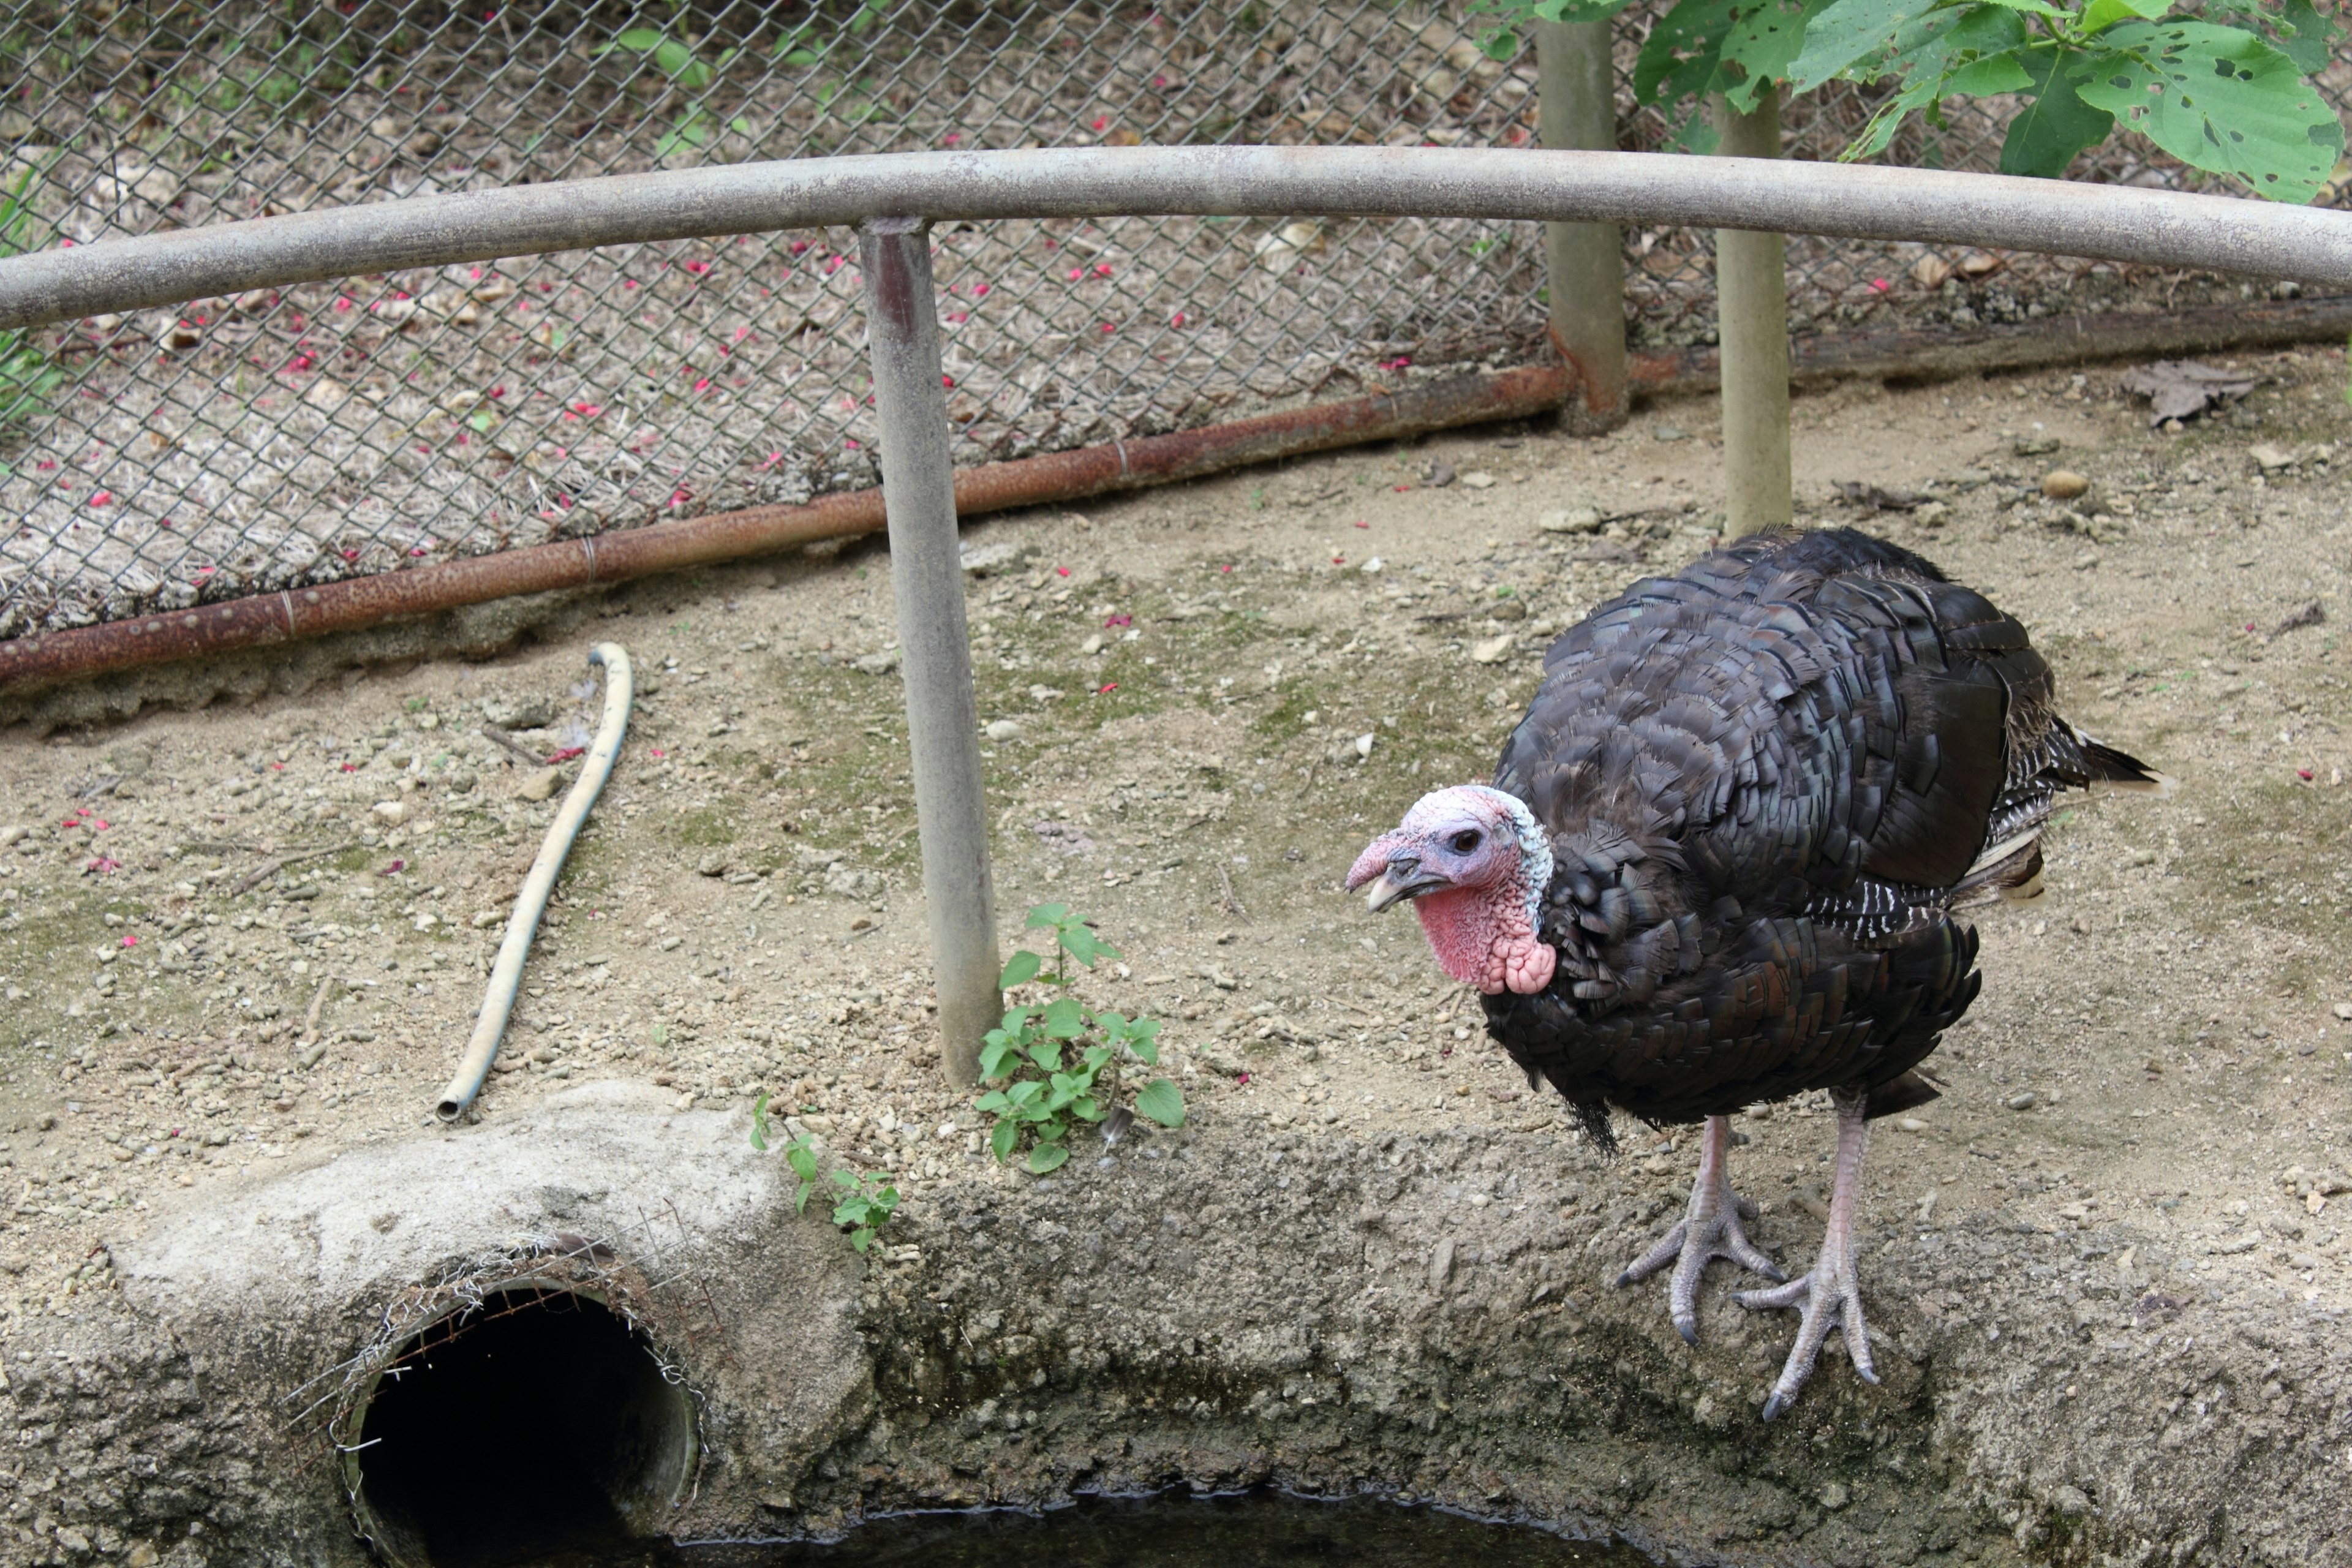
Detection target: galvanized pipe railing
<box><xmin>3</xmin><ymin>147</ymin><xmax>2351</xmax><ymax>331</ymax></box>
<box><xmin>4</xmin><ymin>145</ymin><xmax>2349</xmax><ymax>1083</ymax></box>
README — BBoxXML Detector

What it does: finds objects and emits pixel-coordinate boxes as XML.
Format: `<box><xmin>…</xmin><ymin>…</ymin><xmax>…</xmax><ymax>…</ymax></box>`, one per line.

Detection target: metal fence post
<box><xmin>1537</xmin><ymin>19</ymin><xmax>1629</xmax><ymax>434</ymax></box>
<box><xmin>857</xmin><ymin>216</ymin><xmax>1000</xmax><ymax>1090</ymax></box>
<box><xmin>1712</xmin><ymin>88</ymin><xmax>1793</xmax><ymax>537</ymax></box>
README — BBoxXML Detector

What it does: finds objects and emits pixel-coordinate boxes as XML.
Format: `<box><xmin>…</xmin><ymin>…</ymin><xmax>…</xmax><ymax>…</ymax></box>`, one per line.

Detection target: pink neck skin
<box><xmin>1412</xmin><ymin>881</ymin><xmax>1556</xmax><ymax>996</ymax></box>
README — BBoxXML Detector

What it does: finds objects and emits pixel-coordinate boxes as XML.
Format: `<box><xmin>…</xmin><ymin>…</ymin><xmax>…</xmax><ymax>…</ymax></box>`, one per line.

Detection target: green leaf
<box><xmin>999</xmin><ymin>949</ymin><xmax>1043</xmax><ymax>989</ymax></box>
<box><xmin>850</xmin><ymin>1226</ymin><xmax>875</xmax><ymax>1252</ymax></box>
<box><xmin>1134</xmin><ymin>1079</ymin><xmax>1187</xmax><ymax>1128</ymax></box>
<box><xmin>831</xmin><ymin>1169</ymin><xmax>859</xmax><ymax>1189</ymax></box>
<box><xmin>1130</xmin><ymin>1037</ymin><xmax>1161</xmax><ymax>1066</ymax></box>
<box><xmin>1721</xmin><ymin>0</ymin><xmax>1839</xmax><ymax>111</ymax></box>
<box><xmin>1058</xmin><ymin>922</ymin><xmax>1111</xmax><ymax>967</ymax></box>
<box><xmin>978</xmin><ymin>1042</ymin><xmax>1017</xmax><ymax>1080</ymax></box>
<box><xmin>2272</xmin><ymin>0</ymin><xmax>2337</xmax><ymax>76</ymax></box>
<box><xmin>785</xmin><ymin>1139</ymin><xmax>819</xmax><ymax>1183</ymax></box>
<box><xmin>1943</xmin><ymin>49</ymin><xmax>2032</xmax><ymax>94</ymax></box>
<box><xmin>973</xmin><ymin>1089</ymin><xmax>1011</xmax><ymax>1114</ymax></box>
<box><xmin>1006</xmin><ymin>1079</ymin><xmax>1046</xmax><ymax>1107</ymax></box>
<box><xmin>654</xmin><ymin>37</ymin><xmax>696</xmax><ymax>77</ymax></box>
<box><xmin>2080</xmin><ymin>0</ymin><xmax>2167</xmax><ymax>35</ymax></box>
<box><xmin>1041</xmin><ymin>997</ymin><xmax>1088</xmax><ymax>1039</ymax></box>
<box><xmin>612</xmin><ymin>28</ymin><xmax>666</xmax><ymax>50</ymax></box>
<box><xmin>729</xmin><ymin>116</ymin><xmax>753</xmax><ymax>137</ymax></box>
<box><xmin>1025</xmin><ymin>902</ymin><xmax>1071</xmax><ymax>929</ymax></box>
<box><xmin>1998</xmin><ymin>45</ymin><xmax>2116</xmax><ymax>176</ymax></box>
<box><xmin>794</xmin><ymin>1178</ymin><xmax>816</xmax><ymax>1214</ymax></box>
<box><xmin>750</xmin><ymin>1091</ymin><xmax>771</xmax><ymax>1152</ymax></box>
<box><xmin>1634</xmin><ymin>0</ymin><xmax>1741</xmax><ymax>111</ymax></box>
<box><xmin>1072</xmin><ymin>1096</ymin><xmax>1103</xmax><ymax>1121</ymax></box>
<box><xmin>990</xmin><ymin>1117</ymin><xmax>1019</xmax><ymax>1163</ymax></box>
<box><xmin>2075</xmin><ymin>21</ymin><xmax>2342</xmax><ymax>201</ymax></box>
<box><xmin>1787</xmin><ymin>0</ymin><xmax>1936</xmax><ymax>91</ymax></box>
<box><xmin>1517</xmin><ymin>0</ymin><xmax>1642</xmax><ymax>20</ymax></box>
<box><xmin>1028</xmin><ymin>1142</ymin><xmax>1071</xmax><ymax>1174</ymax></box>
<box><xmin>1027</xmin><ymin>1041</ymin><xmax>1065</xmax><ymax>1074</ymax></box>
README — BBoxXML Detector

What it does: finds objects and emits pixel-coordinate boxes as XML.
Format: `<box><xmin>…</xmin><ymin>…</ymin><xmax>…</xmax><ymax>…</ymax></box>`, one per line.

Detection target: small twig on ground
<box><xmin>1217</xmin><ymin>864</ymin><xmax>1253</xmax><ymax>924</ymax></box>
<box><xmin>231</xmin><ymin>840</ymin><xmax>358</xmax><ymax>896</ymax></box>
<box><xmin>479</xmin><ymin>723</ymin><xmax>550</xmax><ymax>768</ymax></box>
<box><xmin>1295</xmin><ymin>760</ymin><xmax>1320</xmax><ymax>799</ymax></box>
<box><xmin>301</xmin><ymin>977</ymin><xmax>336</xmax><ymax>1042</ymax></box>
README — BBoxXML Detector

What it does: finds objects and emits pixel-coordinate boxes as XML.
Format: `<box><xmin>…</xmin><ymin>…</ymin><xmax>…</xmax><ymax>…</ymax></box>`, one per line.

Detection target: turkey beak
<box><xmin>1363</xmin><ymin>854</ymin><xmax>1449</xmax><ymax>911</ymax></box>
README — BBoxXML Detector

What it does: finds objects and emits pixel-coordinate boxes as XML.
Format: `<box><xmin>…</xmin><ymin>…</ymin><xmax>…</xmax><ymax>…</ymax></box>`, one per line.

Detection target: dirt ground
<box><xmin>1</xmin><ymin>345</ymin><xmax>2349</xmax><ymax>1561</ymax></box>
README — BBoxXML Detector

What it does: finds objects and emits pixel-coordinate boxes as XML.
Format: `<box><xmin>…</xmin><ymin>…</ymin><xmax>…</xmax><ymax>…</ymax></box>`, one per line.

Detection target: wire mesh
<box><xmin>0</xmin><ymin>2</ymin><xmax>2342</xmax><ymax>638</ymax></box>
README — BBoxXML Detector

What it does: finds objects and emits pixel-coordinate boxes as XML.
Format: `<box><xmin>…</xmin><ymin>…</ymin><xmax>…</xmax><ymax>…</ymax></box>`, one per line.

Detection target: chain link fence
<box><xmin>0</xmin><ymin>1</ymin><xmax>2342</xmax><ymax>639</ymax></box>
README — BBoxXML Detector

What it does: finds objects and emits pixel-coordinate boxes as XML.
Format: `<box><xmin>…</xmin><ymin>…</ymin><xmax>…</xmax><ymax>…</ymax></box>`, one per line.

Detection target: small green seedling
<box><xmin>975</xmin><ymin>903</ymin><xmax>1185</xmax><ymax>1175</ymax></box>
<box><xmin>752</xmin><ymin>1091</ymin><xmax>900</xmax><ymax>1252</ymax></box>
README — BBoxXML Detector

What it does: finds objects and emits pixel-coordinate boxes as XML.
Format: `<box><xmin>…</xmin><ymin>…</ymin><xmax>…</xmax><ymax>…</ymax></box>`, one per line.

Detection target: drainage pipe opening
<box><xmin>344</xmin><ymin>1285</ymin><xmax>695</xmax><ymax>1568</ymax></box>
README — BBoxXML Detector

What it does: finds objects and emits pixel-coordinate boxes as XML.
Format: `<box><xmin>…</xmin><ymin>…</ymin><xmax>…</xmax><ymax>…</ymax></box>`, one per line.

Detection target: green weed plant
<box><xmin>976</xmin><ymin>903</ymin><xmax>1186</xmax><ymax>1175</ymax></box>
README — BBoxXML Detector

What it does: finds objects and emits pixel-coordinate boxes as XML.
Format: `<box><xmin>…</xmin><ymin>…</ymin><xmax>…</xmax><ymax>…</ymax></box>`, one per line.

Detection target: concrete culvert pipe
<box><xmin>339</xmin><ymin>1282</ymin><xmax>696</xmax><ymax>1568</ymax></box>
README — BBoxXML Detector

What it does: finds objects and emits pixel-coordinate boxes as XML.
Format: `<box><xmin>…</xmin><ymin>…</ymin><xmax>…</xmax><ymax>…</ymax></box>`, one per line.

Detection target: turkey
<box><xmin>1348</xmin><ymin>528</ymin><xmax>2163</xmax><ymax>1420</ymax></box>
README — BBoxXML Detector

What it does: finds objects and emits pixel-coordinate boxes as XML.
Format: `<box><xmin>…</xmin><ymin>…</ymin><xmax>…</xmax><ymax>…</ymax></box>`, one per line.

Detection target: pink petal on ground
<box><xmin>973</xmin><ymin>283</ymin><xmax>991</xmax><ymax>296</ymax></box>
<box><xmin>89</xmin><ymin>491</ymin><xmax>111</xmax><ymax>507</ymax></box>
<box><xmin>121</xmin><ymin>934</ymin><xmax>137</xmax><ymax>947</ymax></box>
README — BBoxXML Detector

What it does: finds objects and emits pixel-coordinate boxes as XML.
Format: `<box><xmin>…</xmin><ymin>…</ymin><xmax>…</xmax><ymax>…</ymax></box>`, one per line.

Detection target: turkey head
<box><xmin>1347</xmin><ymin>783</ymin><xmax>1556</xmax><ymax>996</ymax></box>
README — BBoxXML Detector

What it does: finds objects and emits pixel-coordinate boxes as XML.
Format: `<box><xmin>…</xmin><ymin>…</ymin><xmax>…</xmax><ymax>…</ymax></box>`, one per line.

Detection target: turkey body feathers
<box><xmin>1484</xmin><ymin>529</ymin><xmax>2150</xmax><ymax>1148</ymax></box>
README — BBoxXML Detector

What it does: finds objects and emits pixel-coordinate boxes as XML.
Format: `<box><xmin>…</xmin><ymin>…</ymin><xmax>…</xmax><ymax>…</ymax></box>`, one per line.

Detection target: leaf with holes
<box><xmin>1721</xmin><ymin>0</ymin><xmax>1842</xmax><ymax>110</ymax></box>
<box><xmin>1787</xmin><ymin>0</ymin><xmax>1940</xmax><ymax>91</ymax></box>
<box><xmin>2075</xmin><ymin>21</ymin><xmax>2342</xmax><ymax>200</ymax></box>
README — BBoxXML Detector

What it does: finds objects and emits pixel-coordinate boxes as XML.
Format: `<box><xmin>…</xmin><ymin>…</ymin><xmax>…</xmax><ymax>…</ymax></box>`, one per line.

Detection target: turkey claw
<box><xmin>1614</xmin><ymin>1116</ymin><xmax>1781</xmax><ymax>1345</ymax></box>
<box><xmin>1736</xmin><ymin>1242</ymin><xmax>1878</xmax><ymax>1420</ymax></box>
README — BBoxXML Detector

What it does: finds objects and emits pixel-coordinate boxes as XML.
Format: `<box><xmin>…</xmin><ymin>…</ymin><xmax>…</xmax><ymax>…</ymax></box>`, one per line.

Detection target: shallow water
<box><xmin>521</xmin><ymin>1490</ymin><xmax>1662</xmax><ymax>1568</ymax></box>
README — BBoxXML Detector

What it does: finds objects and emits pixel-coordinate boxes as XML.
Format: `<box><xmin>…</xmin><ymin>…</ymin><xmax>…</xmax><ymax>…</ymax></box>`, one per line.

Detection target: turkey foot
<box><xmin>1737</xmin><ymin>1088</ymin><xmax>1879</xmax><ymax>1421</ymax></box>
<box><xmin>1616</xmin><ymin>1114</ymin><xmax>1784</xmax><ymax>1345</ymax></box>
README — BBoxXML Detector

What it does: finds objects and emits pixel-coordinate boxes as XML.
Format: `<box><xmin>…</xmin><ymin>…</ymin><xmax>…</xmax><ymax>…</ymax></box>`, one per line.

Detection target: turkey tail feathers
<box><xmin>2071</xmin><ymin>724</ymin><xmax>2174</xmax><ymax>796</ymax></box>
<box><xmin>1866</xmin><ymin>1069</ymin><xmax>1942</xmax><ymax>1120</ymax></box>
<box><xmin>1953</xmin><ymin>836</ymin><xmax>2046</xmax><ymax>907</ymax></box>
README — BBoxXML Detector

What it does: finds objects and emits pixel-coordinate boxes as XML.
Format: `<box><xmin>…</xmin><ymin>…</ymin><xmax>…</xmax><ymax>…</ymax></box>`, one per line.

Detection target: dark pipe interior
<box><xmin>355</xmin><ymin>1287</ymin><xmax>692</xmax><ymax>1568</ymax></box>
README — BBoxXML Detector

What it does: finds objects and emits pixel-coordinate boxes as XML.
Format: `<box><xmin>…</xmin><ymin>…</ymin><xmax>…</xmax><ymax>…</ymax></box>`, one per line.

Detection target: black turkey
<box><xmin>1348</xmin><ymin>528</ymin><xmax>2162</xmax><ymax>1420</ymax></box>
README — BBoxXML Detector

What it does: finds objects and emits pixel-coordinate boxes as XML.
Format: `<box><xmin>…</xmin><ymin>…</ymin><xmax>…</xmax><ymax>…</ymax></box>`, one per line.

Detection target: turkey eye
<box><xmin>1450</xmin><ymin>830</ymin><xmax>1482</xmax><ymax>853</ymax></box>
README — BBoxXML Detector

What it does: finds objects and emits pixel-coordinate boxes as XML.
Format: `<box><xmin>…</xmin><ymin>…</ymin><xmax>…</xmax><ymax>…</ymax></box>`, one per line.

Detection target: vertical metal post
<box><xmin>1712</xmin><ymin>88</ymin><xmax>1793</xmax><ymax>537</ymax></box>
<box><xmin>1537</xmin><ymin>19</ymin><xmax>1629</xmax><ymax>434</ymax></box>
<box><xmin>858</xmin><ymin>216</ymin><xmax>1000</xmax><ymax>1089</ymax></box>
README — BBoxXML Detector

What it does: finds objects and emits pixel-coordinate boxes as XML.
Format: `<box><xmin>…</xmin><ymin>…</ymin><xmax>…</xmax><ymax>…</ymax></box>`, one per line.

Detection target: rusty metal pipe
<box><xmin>4</xmin><ymin>147</ymin><xmax>2352</xmax><ymax>333</ymax></box>
<box><xmin>3</xmin><ymin>288</ymin><xmax>2346</xmax><ymax>699</ymax></box>
<box><xmin>0</xmin><ymin>361</ymin><xmax>1567</xmax><ymax>695</ymax></box>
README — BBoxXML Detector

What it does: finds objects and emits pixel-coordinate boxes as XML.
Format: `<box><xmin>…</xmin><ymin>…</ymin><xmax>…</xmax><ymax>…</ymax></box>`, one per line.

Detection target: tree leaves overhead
<box><xmin>1481</xmin><ymin>0</ymin><xmax>2343</xmax><ymax>203</ymax></box>
<box><xmin>2075</xmin><ymin>21</ymin><xmax>2343</xmax><ymax>202</ymax></box>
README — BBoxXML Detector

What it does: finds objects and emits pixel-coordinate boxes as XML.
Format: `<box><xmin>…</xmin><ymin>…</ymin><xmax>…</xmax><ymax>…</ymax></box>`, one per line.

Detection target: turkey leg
<box><xmin>1737</xmin><ymin>1087</ymin><xmax>1880</xmax><ymax>1420</ymax></box>
<box><xmin>1616</xmin><ymin>1113</ymin><xmax>1784</xmax><ymax>1344</ymax></box>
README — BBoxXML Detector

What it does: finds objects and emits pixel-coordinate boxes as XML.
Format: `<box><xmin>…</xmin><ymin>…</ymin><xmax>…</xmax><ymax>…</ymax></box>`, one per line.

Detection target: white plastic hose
<box><xmin>434</xmin><ymin>642</ymin><xmax>635</xmax><ymax>1122</ymax></box>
